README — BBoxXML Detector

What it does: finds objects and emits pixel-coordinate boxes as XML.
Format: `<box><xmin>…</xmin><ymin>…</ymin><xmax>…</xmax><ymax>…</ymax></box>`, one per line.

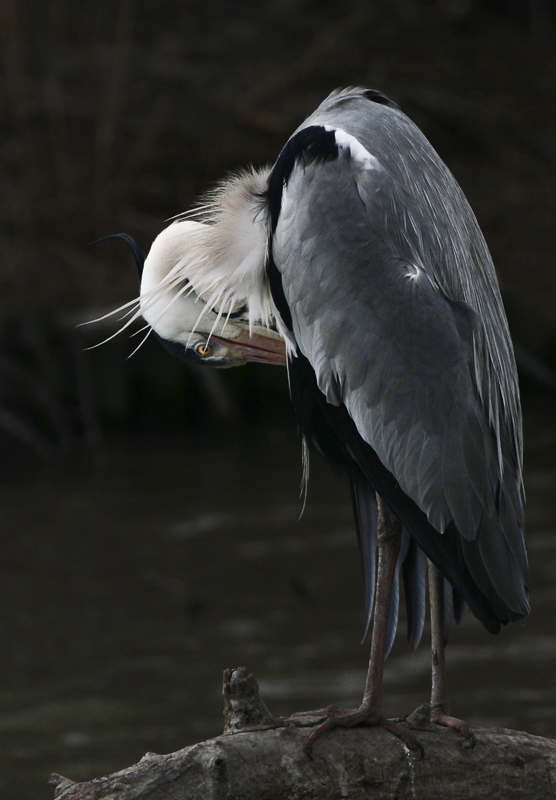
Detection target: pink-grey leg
<box><xmin>428</xmin><ymin>559</ymin><xmax>476</xmax><ymax>747</ymax></box>
<box><xmin>289</xmin><ymin>496</ymin><xmax>424</xmax><ymax>757</ymax></box>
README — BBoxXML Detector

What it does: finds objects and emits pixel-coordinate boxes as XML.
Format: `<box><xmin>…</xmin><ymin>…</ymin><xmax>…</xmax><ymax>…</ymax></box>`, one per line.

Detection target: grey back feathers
<box><xmin>272</xmin><ymin>88</ymin><xmax>529</xmax><ymax>622</ymax></box>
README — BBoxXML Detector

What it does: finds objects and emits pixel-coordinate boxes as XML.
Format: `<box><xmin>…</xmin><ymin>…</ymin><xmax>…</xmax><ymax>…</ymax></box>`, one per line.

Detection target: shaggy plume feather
<box><xmin>168</xmin><ymin>167</ymin><xmax>274</xmax><ymax>334</ymax></box>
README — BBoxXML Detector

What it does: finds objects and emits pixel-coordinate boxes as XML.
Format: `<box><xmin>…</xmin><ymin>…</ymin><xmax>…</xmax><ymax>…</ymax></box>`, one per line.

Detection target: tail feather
<box><xmin>385</xmin><ymin>530</ymin><xmax>410</xmax><ymax>658</ymax></box>
<box><xmin>402</xmin><ymin>539</ymin><xmax>427</xmax><ymax>649</ymax></box>
<box><xmin>349</xmin><ymin>467</ymin><xmax>377</xmax><ymax>643</ymax></box>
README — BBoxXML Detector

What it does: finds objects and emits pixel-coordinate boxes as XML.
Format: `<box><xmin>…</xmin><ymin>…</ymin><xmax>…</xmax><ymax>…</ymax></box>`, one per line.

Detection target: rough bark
<box><xmin>50</xmin><ymin>668</ymin><xmax>556</xmax><ymax>800</ymax></box>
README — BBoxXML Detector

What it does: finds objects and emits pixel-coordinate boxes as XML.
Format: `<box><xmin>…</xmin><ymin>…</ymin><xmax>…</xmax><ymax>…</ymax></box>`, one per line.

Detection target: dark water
<box><xmin>1</xmin><ymin>406</ymin><xmax>555</xmax><ymax>799</ymax></box>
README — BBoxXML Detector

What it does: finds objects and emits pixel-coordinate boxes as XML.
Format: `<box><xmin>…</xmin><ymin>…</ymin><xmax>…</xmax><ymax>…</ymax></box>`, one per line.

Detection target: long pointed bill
<box><xmin>213</xmin><ymin>332</ymin><xmax>287</xmax><ymax>365</ymax></box>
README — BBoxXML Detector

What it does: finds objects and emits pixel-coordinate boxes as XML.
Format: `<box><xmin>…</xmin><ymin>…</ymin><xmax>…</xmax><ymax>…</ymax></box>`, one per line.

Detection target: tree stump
<box><xmin>49</xmin><ymin>667</ymin><xmax>556</xmax><ymax>800</ymax></box>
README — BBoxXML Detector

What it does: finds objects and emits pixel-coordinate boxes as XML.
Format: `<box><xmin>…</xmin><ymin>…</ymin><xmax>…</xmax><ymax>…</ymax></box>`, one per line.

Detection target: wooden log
<box><xmin>49</xmin><ymin>667</ymin><xmax>556</xmax><ymax>800</ymax></box>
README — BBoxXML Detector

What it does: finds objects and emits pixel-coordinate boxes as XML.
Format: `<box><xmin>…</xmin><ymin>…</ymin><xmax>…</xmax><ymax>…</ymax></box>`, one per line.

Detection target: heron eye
<box><xmin>195</xmin><ymin>342</ymin><xmax>212</xmax><ymax>357</ymax></box>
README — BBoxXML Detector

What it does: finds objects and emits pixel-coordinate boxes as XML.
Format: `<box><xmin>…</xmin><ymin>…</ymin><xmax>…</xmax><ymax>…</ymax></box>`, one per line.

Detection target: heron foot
<box><xmin>286</xmin><ymin>706</ymin><xmax>424</xmax><ymax>758</ymax></box>
<box><xmin>431</xmin><ymin>705</ymin><xmax>476</xmax><ymax>748</ymax></box>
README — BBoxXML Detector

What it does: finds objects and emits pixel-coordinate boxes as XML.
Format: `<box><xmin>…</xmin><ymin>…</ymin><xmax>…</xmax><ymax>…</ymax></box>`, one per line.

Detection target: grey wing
<box><xmin>273</xmin><ymin>145</ymin><xmax>529</xmax><ymax>622</ymax></box>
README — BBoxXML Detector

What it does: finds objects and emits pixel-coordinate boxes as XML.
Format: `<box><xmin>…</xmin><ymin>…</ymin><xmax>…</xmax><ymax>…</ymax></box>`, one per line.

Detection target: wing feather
<box><xmin>349</xmin><ymin>466</ymin><xmax>377</xmax><ymax>642</ymax></box>
<box><xmin>271</xmin><ymin>93</ymin><xmax>529</xmax><ymax>624</ymax></box>
<box><xmin>442</xmin><ymin>578</ymin><xmax>454</xmax><ymax>646</ymax></box>
<box><xmin>402</xmin><ymin>538</ymin><xmax>427</xmax><ymax>649</ymax></box>
<box><xmin>385</xmin><ymin>529</ymin><xmax>410</xmax><ymax>658</ymax></box>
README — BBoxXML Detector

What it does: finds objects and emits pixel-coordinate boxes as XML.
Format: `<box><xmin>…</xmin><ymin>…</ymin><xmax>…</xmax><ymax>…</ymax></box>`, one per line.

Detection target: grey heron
<box><xmin>98</xmin><ymin>87</ymin><xmax>530</xmax><ymax>755</ymax></box>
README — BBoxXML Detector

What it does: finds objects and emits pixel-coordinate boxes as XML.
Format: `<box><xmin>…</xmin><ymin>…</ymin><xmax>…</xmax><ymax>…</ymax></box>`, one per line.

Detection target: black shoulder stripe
<box><xmin>363</xmin><ymin>89</ymin><xmax>400</xmax><ymax>110</ymax></box>
<box><xmin>263</xmin><ymin>124</ymin><xmax>339</xmax><ymax>333</ymax></box>
<box><xmin>265</xmin><ymin>125</ymin><xmax>338</xmax><ymax>234</ymax></box>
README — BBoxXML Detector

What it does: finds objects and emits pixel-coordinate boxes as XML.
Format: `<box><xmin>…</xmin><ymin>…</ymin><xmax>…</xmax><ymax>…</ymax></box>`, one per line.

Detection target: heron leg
<box><xmin>427</xmin><ymin>559</ymin><xmax>476</xmax><ymax>747</ymax></box>
<box><xmin>289</xmin><ymin>496</ymin><xmax>423</xmax><ymax>757</ymax></box>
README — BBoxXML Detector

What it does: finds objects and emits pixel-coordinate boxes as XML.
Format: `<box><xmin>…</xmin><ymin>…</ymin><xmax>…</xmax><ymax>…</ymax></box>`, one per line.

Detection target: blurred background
<box><xmin>1</xmin><ymin>0</ymin><xmax>556</xmax><ymax>797</ymax></box>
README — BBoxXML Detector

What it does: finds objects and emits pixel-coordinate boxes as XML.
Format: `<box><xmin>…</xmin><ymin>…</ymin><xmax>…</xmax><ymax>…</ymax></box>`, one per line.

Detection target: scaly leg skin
<box><xmin>287</xmin><ymin>496</ymin><xmax>424</xmax><ymax>759</ymax></box>
<box><xmin>427</xmin><ymin>560</ymin><xmax>476</xmax><ymax>748</ymax></box>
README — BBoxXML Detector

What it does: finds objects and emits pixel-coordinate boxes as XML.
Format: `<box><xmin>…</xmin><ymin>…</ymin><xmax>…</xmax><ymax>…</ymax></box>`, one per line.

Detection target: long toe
<box><xmin>287</xmin><ymin>705</ymin><xmax>355</xmax><ymax>720</ymax></box>
<box><xmin>304</xmin><ymin>706</ymin><xmax>380</xmax><ymax>754</ymax></box>
<box><xmin>379</xmin><ymin>717</ymin><xmax>425</xmax><ymax>758</ymax></box>
<box><xmin>432</xmin><ymin>710</ymin><xmax>476</xmax><ymax>748</ymax></box>
<box><xmin>295</xmin><ymin>705</ymin><xmax>423</xmax><ymax>758</ymax></box>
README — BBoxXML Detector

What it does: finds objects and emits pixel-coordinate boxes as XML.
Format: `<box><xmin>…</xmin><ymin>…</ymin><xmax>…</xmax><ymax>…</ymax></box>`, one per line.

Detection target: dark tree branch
<box><xmin>50</xmin><ymin>667</ymin><xmax>556</xmax><ymax>800</ymax></box>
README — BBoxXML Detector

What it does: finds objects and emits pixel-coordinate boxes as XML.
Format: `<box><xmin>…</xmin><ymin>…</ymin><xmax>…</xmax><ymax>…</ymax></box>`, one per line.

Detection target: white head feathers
<box><xmin>140</xmin><ymin>167</ymin><xmax>273</xmax><ymax>341</ymax></box>
<box><xmin>85</xmin><ymin>167</ymin><xmax>283</xmax><ymax>356</ymax></box>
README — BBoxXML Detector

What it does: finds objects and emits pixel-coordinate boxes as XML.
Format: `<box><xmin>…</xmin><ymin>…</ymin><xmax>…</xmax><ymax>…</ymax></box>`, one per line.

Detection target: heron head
<box><xmin>90</xmin><ymin>223</ymin><xmax>283</xmax><ymax>368</ymax></box>
<box><xmin>89</xmin><ymin>168</ymin><xmax>286</xmax><ymax>366</ymax></box>
<box><xmin>135</xmin><ymin>167</ymin><xmax>286</xmax><ymax>367</ymax></box>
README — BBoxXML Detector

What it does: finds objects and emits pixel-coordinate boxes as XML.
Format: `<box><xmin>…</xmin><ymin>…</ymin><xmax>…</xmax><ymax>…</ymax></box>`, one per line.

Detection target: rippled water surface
<box><xmin>1</xmin><ymin>405</ymin><xmax>556</xmax><ymax>799</ymax></box>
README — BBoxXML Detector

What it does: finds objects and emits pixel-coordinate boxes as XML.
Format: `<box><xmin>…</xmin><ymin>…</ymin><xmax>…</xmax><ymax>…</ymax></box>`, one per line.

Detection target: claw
<box><xmin>303</xmin><ymin>741</ymin><xmax>315</xmax><ymax>761</ymax></box>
